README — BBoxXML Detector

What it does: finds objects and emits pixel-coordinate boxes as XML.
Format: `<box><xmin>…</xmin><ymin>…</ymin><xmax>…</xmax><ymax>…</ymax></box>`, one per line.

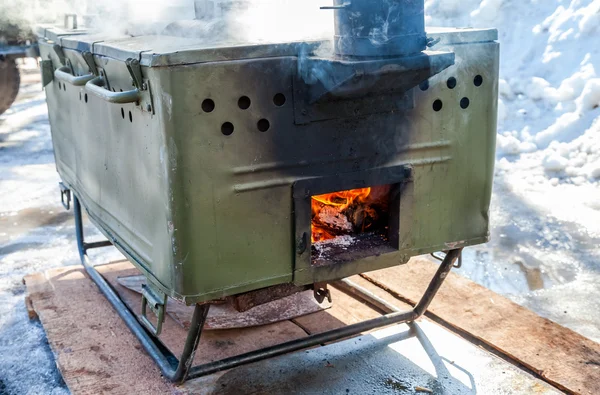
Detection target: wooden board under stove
<box><xmin>24</xmin><ymin>261</ymin><xmax>386</xmax><ymax>394</ymax></box>
<box><xmin>24</xmin><ymin>258</ymin><xmax>600</xmax><ymax>394</ymax></box>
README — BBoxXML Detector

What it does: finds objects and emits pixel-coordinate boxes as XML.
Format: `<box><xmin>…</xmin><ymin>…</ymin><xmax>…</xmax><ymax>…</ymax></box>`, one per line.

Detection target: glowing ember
<box><xmin>311</xmin><ymin>187</ymin><xmax>373</xmax><ymax>243</ymax></box>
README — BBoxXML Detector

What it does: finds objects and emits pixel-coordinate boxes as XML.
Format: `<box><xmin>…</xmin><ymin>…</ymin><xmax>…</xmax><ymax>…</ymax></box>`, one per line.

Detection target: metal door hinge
<box><xmin>126</xmin><ymin>58</ymin><xmax>146</xmax><ymax>90</ymax></box>
<box><xmin>82</xmin><ymin>51</ymin><xmax>98</xmax><ymax>76</ymax></box>
<box><xmin>141</xmin><ymin>283</ymin><xmax>167</xmax><ymax>336</ymax></box>
<box><xmin>52</xmin><ymin>44</ymin><xmax>66</xmax><ymax>65</ymax></box>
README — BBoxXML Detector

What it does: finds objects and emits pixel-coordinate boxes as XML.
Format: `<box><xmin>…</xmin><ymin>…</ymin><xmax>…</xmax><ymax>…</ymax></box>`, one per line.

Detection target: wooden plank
<box><xmin>24</xmin><ymin>262</ymin><xmax>383</xmax><ymax>394</ymax></box>
<box><xmin>24</xmin><ymin>268</ymin><xmax>173</xmax><ymax>395</ymax></box>
<box><xmin>292</xmin><ymin>287</ymin><xmax>382</xmax><ymax>334</ymax></box>
<box><xmin>85</xmin><ymin>262</ymin><xmax>310</xmax><ymax>363</ymax></box>
<box><xmin>24</xmin><ymin>264</ymin><xmax>310</xmax><ymax>394</ymax></box>
<box><xmin>362</xmin><ymin>257</ymin><xmax>600</xmax><ymax>395</ymax></box>
<box><xmin>114</xmin><ymin>275</ymin><xmax>332</xmax><ymax>330</ymax></box>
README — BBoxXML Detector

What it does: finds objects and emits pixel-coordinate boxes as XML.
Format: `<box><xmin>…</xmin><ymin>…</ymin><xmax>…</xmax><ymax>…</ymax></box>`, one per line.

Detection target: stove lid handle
<box><xmin>85</xmin><ymin>76</ymin><xmax>140</xmax><ymax>104</ymax></box>
<box><xmin>54</xmin><ymin>66</ymin><xmax>94</xmax><ymax>87</ymax></box>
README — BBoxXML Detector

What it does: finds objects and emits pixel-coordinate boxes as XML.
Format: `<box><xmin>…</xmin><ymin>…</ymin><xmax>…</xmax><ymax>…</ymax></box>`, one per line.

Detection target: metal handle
<box><xmin>54</xmin><ymin>66</ymin><xmax>94</xmax><ymax>86</ymax></box>
<box><xmin>85</xmin><ymin>76</ymin><xmax>141</xmax><ymax>104</ymax></box>
<box><xmin>140</xmin><ymin>283</ymin><xmax>167</xmax><ymax>336</ymax></box>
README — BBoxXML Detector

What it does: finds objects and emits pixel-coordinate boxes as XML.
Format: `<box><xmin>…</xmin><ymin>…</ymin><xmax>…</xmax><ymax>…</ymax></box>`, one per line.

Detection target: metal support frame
<box><xmin>71</xmin><ymin>193</ymin><xmax>461</xmax><ymax>383</ymax></box>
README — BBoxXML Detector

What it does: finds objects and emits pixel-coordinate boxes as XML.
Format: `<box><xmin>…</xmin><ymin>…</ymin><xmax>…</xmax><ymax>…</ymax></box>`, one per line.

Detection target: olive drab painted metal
<box><xmin>38</xmin><ymin>26</ymin><xmax>498</xmax><ymax>305</ymax></box>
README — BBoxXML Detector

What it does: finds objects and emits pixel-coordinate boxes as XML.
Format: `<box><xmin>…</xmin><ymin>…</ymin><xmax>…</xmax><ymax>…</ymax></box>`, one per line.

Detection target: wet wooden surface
<box><xmin>362</xmin><ymin>256</ymin><xmax>600</xmax><ymax>395</ymax></box>
<box><xmin>23</xmin><ymin>258</ymin><xmax>600</xmax><ymax>394</ymax></box>
<box><xmin>24</xmin><ymin>261</ymin><xmax>382</xmax><ymax>394</ymax></box>
<box><xmin>24</xmin><ymin>267</ymin><xmax>172</xmax><ymax>395</ymax></box>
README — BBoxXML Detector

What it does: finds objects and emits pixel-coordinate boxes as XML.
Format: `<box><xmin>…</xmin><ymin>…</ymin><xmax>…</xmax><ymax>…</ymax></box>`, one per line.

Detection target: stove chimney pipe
<box><xmin>322</xmin><ymin>0</ymin><xmax>426</xmax><ymax>58</ymax></box>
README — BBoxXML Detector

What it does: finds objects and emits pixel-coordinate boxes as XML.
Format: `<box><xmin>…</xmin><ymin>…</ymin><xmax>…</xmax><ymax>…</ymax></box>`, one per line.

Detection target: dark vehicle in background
<box><xmin>0</xmin><ymin>17</ymin><xmax>39</xmax><ymax>115</ymax></box>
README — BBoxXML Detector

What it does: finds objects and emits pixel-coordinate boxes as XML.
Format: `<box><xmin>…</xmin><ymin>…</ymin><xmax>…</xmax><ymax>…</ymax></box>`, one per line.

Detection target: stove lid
<box><xmin>60</xmin><ymin>33</ymin><xmax>131</xmax><ymax>53</ymax></box>
<box><xmin>38</xmin><ymin>26</ymin><xmax>497</xmax><ymax>66</ymax></box>
<box><xmin>39</xmin><ymin>26</ymin><xmax>88</xmax><ymax>43</ymax></box>
<box><xmin>427</xmin><ymin>27</ymin><xmax>498</xmax><ymax>46</ymax></box>
<box><xmin>89</xmin><ymin>35</ymin><xmax>325</xmax><ymax>67</ymax></box>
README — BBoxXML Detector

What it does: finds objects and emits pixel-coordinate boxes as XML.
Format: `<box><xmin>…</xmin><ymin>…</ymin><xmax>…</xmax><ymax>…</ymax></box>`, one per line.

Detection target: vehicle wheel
<box><xmin>0</xmin><ymin>58</ymin><xmax>21</xmax><ymax>116</ymax></box>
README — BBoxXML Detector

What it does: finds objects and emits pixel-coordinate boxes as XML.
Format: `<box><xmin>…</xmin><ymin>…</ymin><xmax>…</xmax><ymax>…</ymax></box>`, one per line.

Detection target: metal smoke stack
<box><xmin>322</xmin><ymin>0</ymin><xmax>426</xmax><ymax>57</ymax></box>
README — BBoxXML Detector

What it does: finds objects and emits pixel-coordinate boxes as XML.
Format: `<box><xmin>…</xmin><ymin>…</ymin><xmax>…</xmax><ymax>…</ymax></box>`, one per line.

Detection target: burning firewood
<box><xmin>311</xmin><ymin>186</ymin><xmax>392</xmax><ymax>243</ymax></box>
<box><xmin>315</xmin><ymin>205</ymin><xmax>353</xmax><ymax>233</ymax></box>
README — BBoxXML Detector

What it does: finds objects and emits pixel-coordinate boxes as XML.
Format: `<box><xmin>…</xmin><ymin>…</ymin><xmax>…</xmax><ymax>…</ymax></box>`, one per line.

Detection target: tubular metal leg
<box><xmin>70</xmin><ymin>193</ymin><xmax>462</xmax><ymax>383</ymax></box>
<box><xmin>73</xmin><ymin>195</ymin><xmax>209</xmax><ymax>383</ymax></box>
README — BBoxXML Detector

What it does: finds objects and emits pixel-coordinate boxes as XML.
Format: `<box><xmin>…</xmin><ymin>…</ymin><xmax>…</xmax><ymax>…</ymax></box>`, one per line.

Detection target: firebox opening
<box><xmin>310</xmin><ymin>184</ymin><xmax>398</xmax><ymax>266</ymax></box>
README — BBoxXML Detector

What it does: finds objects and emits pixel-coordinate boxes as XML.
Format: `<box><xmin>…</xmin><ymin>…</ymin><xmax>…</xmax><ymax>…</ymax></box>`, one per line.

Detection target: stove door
<box><xmin>292</xmin><ymin>165</ymin><xmax>412</xmax><ymax>285</ymax></box>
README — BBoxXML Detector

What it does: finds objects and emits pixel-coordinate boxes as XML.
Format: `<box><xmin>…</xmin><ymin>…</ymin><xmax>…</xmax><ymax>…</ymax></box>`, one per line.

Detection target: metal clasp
<box><xmin>140</xmin><ymin>283</ymin><xmax>167</xmax><ymax>336</ymax></box>
<box><xmin>313</xmin><ymin>283</ymin><xmax>332</xmax><ymax>304</ymax></box>
<box><xmin>431</xmin><ymin>250</ymin><xmax>463</xmax><ymax>268</ymax></box>
<box><xmin>59</xmin><ymin>182</ymin><xmax>71</xmax><ymax>210</ymax></box>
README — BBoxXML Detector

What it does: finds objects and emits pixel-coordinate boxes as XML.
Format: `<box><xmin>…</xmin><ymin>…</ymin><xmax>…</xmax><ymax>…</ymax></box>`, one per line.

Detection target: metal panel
<box><xmin>40</xmin><ymin>28</ymin><xmax>498</xmax><ymax>304</ymax></box>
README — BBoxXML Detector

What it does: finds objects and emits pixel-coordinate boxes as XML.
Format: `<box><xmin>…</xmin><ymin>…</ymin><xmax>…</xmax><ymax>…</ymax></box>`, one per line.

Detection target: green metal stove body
<box><xmin>38</xmin><ymin>26</ymin><xmax>498</xmax><ymax>305</ymax></box>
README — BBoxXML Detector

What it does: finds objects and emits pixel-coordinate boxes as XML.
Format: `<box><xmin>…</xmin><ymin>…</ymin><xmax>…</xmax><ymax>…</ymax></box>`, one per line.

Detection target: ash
<box><xmin>312</xmin><ymin>235</ymin><xmax>357</xmax><ymax>258</ymax></box>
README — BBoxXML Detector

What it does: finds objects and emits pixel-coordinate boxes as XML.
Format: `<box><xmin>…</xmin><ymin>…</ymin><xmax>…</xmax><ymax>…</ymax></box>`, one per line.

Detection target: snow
<box><xmin>425</xmin><ymin>0</ymin><xmax>600</xmax><ymax>342</ymax></box>
<box><xmin>0</xmin><ymin>61</ymin><xmax>121</xmax><ymax>394</ymax></box>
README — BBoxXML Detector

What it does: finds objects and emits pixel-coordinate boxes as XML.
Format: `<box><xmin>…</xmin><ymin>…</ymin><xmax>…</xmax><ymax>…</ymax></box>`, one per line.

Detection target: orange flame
<box><xmin>311</xmin><ymin>187</ymin><xmax>371</xmax><ymax>243</ymax></box>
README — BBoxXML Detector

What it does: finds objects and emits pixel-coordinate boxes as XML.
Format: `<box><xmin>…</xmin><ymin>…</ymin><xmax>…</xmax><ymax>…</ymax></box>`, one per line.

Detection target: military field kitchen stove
<box><xmin>37</xmin><ymin>0</ymin><xmax>498</xmax><ymax>383</ymax></box>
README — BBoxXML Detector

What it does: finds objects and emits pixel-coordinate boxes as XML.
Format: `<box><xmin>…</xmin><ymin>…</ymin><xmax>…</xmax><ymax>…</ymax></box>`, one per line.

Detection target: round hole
<box><xmin>58</xmin><ymin>82</ymin><xmax>62</xmax><ymax>90</ymax></box>
<box><xmin>474</xmin><ymin>75</ymin><xmax>483</xmax><ymax>87</ymax></box>
<box><xmin>111</xmin><ymin>87</ymin><xmax>115</xmax><ymax>92</ymax></box>
<box><xmin>63</xmin><ymin>84</ymin><xmax>67</xmax><ymax>91</ymax></box>
<box><xmin>447</xmin><ymin>77</ymin><xmax>457</xmax><ymax>89</ymax></box>
<box><xmin>238</xmin><ymin>96</ymin><xmax>251</xmax><ymax>110</ymax></box>
<box><xmin>84</xmin><ymin>93</ymin><xmax>88</xmax><ymax>103</ymax></box>
<box><xmin>79</xmin><ymin>92</ymin><xmax>81</xmax><ymax>100</ymax></box>
<box><xmin>432</xmin><ymin>99</ymin><xmax>443</xmax><ymax>112</ymax></box>
<box><xmin>121</xmin><ymin>108</ymin><xmax>125</xmax><ymax>119</ymax></box>
<box><xmin>273</xmin><ymin>93</ymin><xmax>286</xmax><ymax>106</ymax></box>
<box><xmin>419</xmin><ymin>80</ymin><xmax>429</xmax><ymax>91</ymax></box>
<box><xmin>221</xmin><ymin>122</ymin><xmax>234</xmax><ymax>136</ymax></box>
<box><xmin>460</xmin><ymin>97</ymin><xmax>470</xmax><ymax>109</ymax></box>
<box><xmin>129</xmin><ymin>111</ymin><xmax>132</xmax><ymax>123</ymax></box>
<box><xmin>257</xmin><ymin>119</ymin><xmax>270</xmax><ymax>132</ymax></box>
<box><xmin>202</xmin><ymin>99</ymin><xmax>215</xmax><ymax>113</ymax></box>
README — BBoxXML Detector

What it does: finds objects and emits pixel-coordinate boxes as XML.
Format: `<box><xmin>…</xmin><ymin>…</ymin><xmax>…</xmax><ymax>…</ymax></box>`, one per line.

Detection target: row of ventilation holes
<box><xmin>202</xmin><ymin>93</ymin><xmax>287</xmax><ymax>136</ymax></box>
<box><xmin>420</xmin><ymin>74</ymin><xmax>484</xmax><ymax>112</ymax></box>
<box><xmin>61</xmin><ymin>75</ymin><xmax>482</xmax><ymax>126</ymax></box>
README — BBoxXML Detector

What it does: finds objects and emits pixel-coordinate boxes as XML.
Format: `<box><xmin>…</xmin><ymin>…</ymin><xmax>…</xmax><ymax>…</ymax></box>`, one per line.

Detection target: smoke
<box><xmin>2</xmin><ymin>0</ymin><xmax>334</xmax><ymax>45</ymax></box>
<box><xmin>42</xmin><ymin>1</ymin><xmax>332</xmax><ymax>45</ymax></box>
<box><xmin>0</xmin><ymin>0</ymin><xmax>60</xmax><ymax>43</ymax></box>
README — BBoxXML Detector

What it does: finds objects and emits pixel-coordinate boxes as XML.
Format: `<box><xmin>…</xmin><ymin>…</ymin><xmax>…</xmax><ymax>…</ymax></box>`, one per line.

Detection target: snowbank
<box><xmin>427</xmin><ymin>0</ymin><xmax>600</xmax><ymax>183</ymax></box>
<box><xmin>426</xmin><ymin>0</ymin><xmax>600</xmax><ymax>343</ymax></box>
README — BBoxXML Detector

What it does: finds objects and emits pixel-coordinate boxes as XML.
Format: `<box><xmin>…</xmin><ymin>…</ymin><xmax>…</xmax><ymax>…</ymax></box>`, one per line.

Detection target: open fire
<box><xmin>311</xmin><ymin>186</ymin><xmax>391</xmax><ymax>243</ymax></box>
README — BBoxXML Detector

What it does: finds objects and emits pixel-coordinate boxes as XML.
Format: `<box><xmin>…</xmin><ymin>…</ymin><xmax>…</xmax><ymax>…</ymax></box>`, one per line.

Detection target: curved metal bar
<box><xmin>54</xmin><ymin>66</ymin><xmax>94</xmax><ymax>86</ymax></box>
<box><xmin>85</xmin><ymin>76</ymin><xmax>140</xmax><ymax>104</ymax></box>
<box><xmin>73</xmin><ymin>195</ymin><xmax>210</xmax><ymax>383</ymax></box>
<box><xmin>187</xmin><ymin>247</ymin><xmax>461</xmax><ymax>379</ymax></box>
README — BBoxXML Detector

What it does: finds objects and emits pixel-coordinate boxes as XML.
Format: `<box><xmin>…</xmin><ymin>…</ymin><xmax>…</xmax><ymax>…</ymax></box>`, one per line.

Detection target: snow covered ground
<box><xmin>0</xmin><ymin>63</ymin><xmax>120</xmax><ymax>394</ymax></box>
<box><xmin>1</xmin><ymin>0</ymin><xmax>599</xmax><ymax>393</ymax></box>
<box><xmin>425</xmin><ymin>0</ymin><xmax>600</xmax><ymax>343</ymax></box>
